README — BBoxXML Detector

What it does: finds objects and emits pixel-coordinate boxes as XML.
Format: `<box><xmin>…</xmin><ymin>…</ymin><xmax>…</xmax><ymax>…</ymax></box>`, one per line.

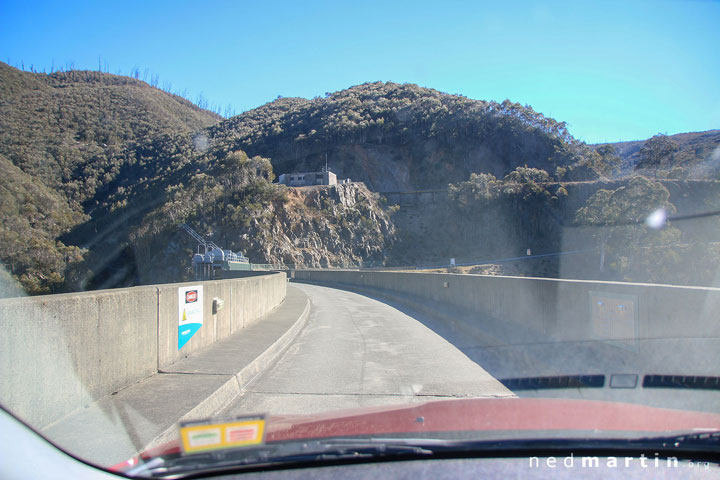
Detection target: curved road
<box><xmin>221</xmin><ymin>283</ymin><xmax>512</xmax><ymax>416</ymax></box>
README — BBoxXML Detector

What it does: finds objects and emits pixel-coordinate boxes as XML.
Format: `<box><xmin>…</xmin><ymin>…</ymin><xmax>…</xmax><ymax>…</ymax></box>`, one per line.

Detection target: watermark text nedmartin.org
<box><xmin>529</xmin><ymin>453</ymin><xmax>713</xmax><ymax>470</ymax></box>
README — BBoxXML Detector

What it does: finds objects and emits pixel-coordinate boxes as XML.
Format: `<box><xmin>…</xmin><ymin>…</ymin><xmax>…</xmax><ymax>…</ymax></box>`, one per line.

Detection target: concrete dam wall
<box><xmin>291</xmin><ymin>270</ymin><xmax>720</xmax><ymax>378</ymax></box>
<box><xmin>0</xmin><ymin>272</ymin><xmax>286</xmax><ymax>429</ymax></box>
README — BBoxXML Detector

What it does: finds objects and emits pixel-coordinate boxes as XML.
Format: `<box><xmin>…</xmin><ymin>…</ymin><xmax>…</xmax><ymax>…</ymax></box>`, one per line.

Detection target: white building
<box><xmin>278</xmin><ymin>167</ymin><xmax>338</xmax><ymax>187</ymax></box>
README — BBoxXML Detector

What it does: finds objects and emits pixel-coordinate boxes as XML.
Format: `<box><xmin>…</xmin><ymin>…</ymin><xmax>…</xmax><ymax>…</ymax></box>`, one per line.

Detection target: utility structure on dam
<box><xmin>180</xmin><ymin>223</ymin><xmax>251</xmax><ymax>279</ymax></box>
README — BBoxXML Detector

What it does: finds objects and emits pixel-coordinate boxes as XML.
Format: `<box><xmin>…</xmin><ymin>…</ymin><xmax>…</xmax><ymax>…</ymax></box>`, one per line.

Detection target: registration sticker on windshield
<box><xmin>179</xmin><ymin>415</ymin><xmax>266</xmax><ymax>454</ymax></box>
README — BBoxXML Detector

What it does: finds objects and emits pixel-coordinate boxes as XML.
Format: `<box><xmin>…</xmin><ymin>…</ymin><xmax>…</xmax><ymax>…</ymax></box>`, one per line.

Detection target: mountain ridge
<box><xmin>594</xmin><ymin>130</ymin><xmax>720</xmax><ymax>178</ymax></box>
<box><xmin>1</xmin><ymin>63</ymin><xmax>718</xmax><ymax>295</ymax></box>
<box><xmin>212</xmin><ymin>81</ymin><xmax>607</xmax><ymax>190</ymax></box>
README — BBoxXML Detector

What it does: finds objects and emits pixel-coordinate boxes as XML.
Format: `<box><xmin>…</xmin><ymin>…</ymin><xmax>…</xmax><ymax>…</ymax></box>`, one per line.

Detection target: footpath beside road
<box><xmin>41</xmin><ymin>285</ymin><xmax>310</xmax><ymax>467</ymax></box>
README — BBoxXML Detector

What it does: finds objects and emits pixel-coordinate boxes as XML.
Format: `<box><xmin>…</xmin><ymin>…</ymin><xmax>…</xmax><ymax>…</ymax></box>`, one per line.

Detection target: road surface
<box><xmin>220</xmin><ymin>283</ymin><xmax>512</xmax><ymax>416</ymax></box>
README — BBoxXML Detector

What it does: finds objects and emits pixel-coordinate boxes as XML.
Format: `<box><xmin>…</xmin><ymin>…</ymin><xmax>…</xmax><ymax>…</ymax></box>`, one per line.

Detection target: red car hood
<box><xmin>113</xmin><ymin>397</ymin><xmax>720</xmax><ymax>471</ymax></box>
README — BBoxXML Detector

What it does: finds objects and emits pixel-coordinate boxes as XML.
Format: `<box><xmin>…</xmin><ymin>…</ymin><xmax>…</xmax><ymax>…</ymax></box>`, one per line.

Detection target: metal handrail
<box><xmin>180</xmin><ymin>223</ymin><xmax>222</xmax><ymax>252</ymax></box>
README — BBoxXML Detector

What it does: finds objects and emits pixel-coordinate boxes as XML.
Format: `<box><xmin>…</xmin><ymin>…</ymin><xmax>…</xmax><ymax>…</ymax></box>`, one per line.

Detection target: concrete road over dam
<box><xmin>8</xmin><ymin>272</ymin><xmax>718</xmax><ymax>467</ymax></box>
<box><xmin>222</xmin><ymin>280</ymin><xmax>720</xmax><ymax>417</ymax></box>
<box><xmin>220</xmin><ymin>283</ymin><xmax>513</xmax><ymax>417</ymax></box>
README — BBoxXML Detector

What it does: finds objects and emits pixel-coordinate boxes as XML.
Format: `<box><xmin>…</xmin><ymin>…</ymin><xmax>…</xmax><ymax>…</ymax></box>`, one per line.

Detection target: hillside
<box><xmin>2</xmin><ymin>63</ymin><xmax>718</xmax><ymax>295</ymax></box>
<box><xmin>0</xmin><ymin>62</ymin><xmax>221</xmax><ymax>201</ymax></box>
<box><xmin>129</xmin><ymin>180</ymin><xmax>394</xmax><ymax>287</ymax></box>
<box><xmin>211</xmin><ymin>82</ymin><xmax>612</xmax><ymax>191</ymax></box>
<box><xmin>388</xmin><ymin>171</ymin><xmax>720</xmax><ymax>287</ymax></box>
<box><xmin>0</xmin><ymin>62</ymin><xmax>221</xmax><ymax>293</ymax></box>
<box><xmin>0</xmin><ymin>65</ymin><xmax>396</xmax><ymax>294</ymax></box>
<box><xmin>594</xmin><ymin>130</ymin><xmax>720</xmax><ymax>179</ymax></box>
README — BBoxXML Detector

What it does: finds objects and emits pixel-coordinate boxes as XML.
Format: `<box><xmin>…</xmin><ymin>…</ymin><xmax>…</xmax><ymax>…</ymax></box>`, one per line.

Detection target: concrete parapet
<box><xmin>0</xmin><ymin>286</ymin><xmax>158</xmax><ymax>429</ymax></box>
<box><xmin>291</xmin><ymin>270</ymin><xmax>720</xmax><ymax>343</ymax></box>
<box><xmin>157</xmin><ymin>275</ymin><xmax>286</xmax><ymax>368</ymax></box>
<box><xmin>0</xmin><ymin>272</ymin><xmax>286</xmax><ymax>429</ymax></box>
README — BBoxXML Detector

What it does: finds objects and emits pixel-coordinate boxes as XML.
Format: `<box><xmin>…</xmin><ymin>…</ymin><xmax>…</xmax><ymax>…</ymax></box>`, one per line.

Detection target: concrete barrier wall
<box><xmin>0</xmin><ymin>286</ymin><xmax>159</xmax><ymax>429</ymax></box>
<box><xmin>157</xmin><ymin>275</ymin><xmax>287</xmax><ymax>368</ymax></box>
<box><xmin>0</xmin><ymin>272</ymin><xmax>286</xmax><ymax>429</ymax></box>
<box><xmin>292</xmin><ymin>270</ymin><xmax>720</xmax><ymax>342</ymax></box>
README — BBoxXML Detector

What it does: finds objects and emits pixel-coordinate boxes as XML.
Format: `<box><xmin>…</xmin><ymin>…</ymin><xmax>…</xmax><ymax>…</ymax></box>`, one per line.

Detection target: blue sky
<box><xmin>1</xmin><ymin>0</ymin><xmax>718</xmax><ymax>144</ymax></box>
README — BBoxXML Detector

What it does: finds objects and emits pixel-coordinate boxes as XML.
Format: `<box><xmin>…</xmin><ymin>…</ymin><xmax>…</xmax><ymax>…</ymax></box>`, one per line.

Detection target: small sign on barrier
<box><xmin>178</xmin><ymin>285</ymin><xmax>203</xmax><ymax>350</ymax></box>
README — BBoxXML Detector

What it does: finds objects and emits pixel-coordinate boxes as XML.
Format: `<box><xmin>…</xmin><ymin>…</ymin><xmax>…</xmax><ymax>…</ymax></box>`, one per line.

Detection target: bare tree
<box><xmin>195</xmin><ymin>93</ymin><xmax>208</xmax><ymax>110</ymax></box>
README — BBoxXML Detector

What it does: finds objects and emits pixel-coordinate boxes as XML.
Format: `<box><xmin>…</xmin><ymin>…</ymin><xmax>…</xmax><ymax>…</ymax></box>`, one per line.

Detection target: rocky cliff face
<box><xmin>124</xmin><ymin>181</ymin><xmax>396</xmax><ymax>287</ymax></box>
<box><xmin>238</xmin><ymin>182</ymin><xmax>395</xmax><ymax>268</ymax></box>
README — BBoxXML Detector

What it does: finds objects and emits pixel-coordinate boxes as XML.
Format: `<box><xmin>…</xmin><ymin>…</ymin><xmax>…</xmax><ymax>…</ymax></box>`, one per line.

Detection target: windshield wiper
<box><xmin>126</xmin><ymin>438</ymin><xmax>434</xmax><ymax>478</ymax></box>
<box><xmin>127</xmin><ymin>433</ymin><xmax>720</xmax><ymax>478</ymax></box>
<box><xmin>640</xmin><ymin>430</ymin><xmax>720</xmax><ymax>450</ymax></box>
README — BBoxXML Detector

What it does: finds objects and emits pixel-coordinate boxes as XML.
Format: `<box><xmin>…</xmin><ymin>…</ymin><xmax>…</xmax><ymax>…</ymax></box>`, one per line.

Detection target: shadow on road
<box><xmin>291</xmin><ymin>279</ymin><xmax>720</xmax><ymax>414</ymax></box>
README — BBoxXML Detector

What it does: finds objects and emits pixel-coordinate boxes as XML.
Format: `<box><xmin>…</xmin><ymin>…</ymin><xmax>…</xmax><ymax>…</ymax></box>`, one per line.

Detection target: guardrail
<box><xmin>251</xmin><ymin>263</ymin><xmax>284</xmax><ymax>271</ymax></box>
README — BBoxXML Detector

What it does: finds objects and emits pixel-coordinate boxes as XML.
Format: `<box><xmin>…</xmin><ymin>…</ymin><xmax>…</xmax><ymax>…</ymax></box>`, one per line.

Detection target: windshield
<box><xmin>1</xmin><ymin>1</ymin><xmax>719</xmax><ymax>478</ymax></box>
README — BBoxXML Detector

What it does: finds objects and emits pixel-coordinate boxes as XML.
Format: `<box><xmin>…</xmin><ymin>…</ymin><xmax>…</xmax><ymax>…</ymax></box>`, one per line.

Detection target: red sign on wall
<box><xmin>179</xmin><ymin>286</ymin><xmax>203</xmax><ymax>350</ymax></box>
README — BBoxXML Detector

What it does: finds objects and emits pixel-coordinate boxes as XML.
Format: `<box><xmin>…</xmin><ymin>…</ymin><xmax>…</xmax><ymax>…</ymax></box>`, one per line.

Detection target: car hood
<box><xmin>113</xmin><ymin>397</ymin><xmax>720</xmax><ymax>471</ymax></box>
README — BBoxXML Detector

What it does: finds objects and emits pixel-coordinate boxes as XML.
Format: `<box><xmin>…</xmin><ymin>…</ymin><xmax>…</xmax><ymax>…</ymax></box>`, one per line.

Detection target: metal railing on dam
<box><xmin>0</xmin><ymin>272</ymin><xmax>287</xmax><ymax>429</ymax></box>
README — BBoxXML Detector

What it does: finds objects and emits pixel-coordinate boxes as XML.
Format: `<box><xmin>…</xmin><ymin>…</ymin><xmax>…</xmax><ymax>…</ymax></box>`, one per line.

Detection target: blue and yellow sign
<box><xmin>178</xmin><ymin>285</ymin><xmax>203</xmax><ymax>350</ymax></box>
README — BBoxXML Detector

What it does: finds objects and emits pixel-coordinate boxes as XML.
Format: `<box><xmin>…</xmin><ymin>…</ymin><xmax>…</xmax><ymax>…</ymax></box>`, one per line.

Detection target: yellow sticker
<box><xmin>179</xmin><ymin>416</ymin><xmax>266</xmax><ymax>454</ymax></box>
